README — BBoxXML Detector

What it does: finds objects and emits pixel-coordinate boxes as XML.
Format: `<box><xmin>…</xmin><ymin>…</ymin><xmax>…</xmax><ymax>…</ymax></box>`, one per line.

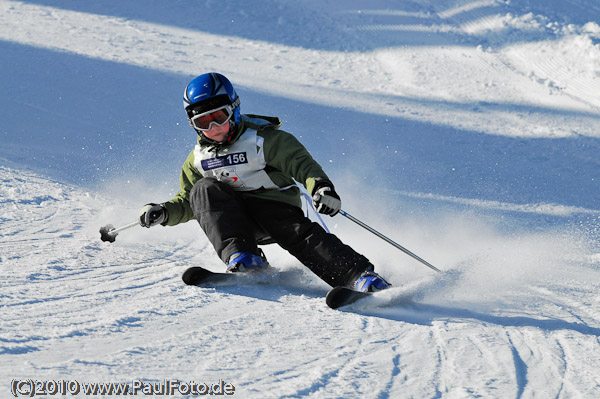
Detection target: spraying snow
<box><xmin>2</xmin><ymin>0</ymin><xmax>600</xmax><ymax>397</ymax></box>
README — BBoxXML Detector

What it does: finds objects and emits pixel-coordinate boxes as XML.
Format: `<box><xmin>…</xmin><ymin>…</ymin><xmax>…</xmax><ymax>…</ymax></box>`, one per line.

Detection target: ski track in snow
<box><xmin>2</xmin><ymin>165</ymin><xmax>599</xmax><ymax>397</ymax></box>
<box><xmin>2</xmin><ymin>0</ymin><xmax>600</xmax><ymax>398</ymax></box>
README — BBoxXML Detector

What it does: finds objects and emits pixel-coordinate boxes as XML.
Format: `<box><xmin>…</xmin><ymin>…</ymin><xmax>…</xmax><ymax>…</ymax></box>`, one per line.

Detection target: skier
<box><xmin>139</xmin><ymin>72</ymin><xmax>390</xmax><ymax>292</ymax></box>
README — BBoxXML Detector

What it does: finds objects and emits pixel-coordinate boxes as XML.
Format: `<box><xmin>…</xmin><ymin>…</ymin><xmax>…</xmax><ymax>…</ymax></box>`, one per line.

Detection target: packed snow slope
<box><xmin>1</xmin><ymin>0</ymin><xmax>600</xmax><ymax>398</ymax></box>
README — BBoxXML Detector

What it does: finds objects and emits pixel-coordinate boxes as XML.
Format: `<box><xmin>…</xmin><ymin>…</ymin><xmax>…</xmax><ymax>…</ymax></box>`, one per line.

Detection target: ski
<box><xmin>183</xmin><ymin>267</ymin><xmax>374</xmax><ymax>309</ymax></box>
<box><xmin>182</xmin><ymin>266</ymin><xmax>238</xmax><ymax>286</ymax></box>
<box><xmin>325</xmin><ymin>286</ymin><xmax>372</xmax><ymax>309</ymax></box>
<box><xmin>182</xmin><ymin>266</ymin><xmax>278</xmax><ymax>287</ymax></box>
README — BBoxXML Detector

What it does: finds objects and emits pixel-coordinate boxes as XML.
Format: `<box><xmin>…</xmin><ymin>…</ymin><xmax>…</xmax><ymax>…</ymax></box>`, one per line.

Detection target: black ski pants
<box><xmin>189</xmin><ymin>177</ymin><xmax>373</xmax><ymax>287</ymax></box>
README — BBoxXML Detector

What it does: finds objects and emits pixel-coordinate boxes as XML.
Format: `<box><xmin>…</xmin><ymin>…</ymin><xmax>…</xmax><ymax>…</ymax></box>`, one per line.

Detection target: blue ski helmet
<box><xmin>183</xmin><ymin>73</ymin><xmax>241</xmax><ymax>126</ymax></box>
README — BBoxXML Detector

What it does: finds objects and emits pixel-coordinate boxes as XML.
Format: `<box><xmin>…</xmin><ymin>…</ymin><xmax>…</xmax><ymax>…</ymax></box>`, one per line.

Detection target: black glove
<box><xmin>139</xmin><ymin>203</ymin><xmax>168</xmax><ymax>227</ymax></box>
<box><xmin>312</xmin><ymin>183</ymin><xmax>341</xmax><ymax>216</ymax></box>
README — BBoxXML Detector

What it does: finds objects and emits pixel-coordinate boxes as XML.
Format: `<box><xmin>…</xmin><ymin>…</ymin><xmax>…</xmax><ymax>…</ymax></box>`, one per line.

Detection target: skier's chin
<box><xmin>204</xmin><ymin>127</ymin><xmax>230</xmax><ymax>142</ymax></box>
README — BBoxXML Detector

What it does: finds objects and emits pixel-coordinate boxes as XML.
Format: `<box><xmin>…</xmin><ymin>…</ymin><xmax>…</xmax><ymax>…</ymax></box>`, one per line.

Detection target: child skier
<box><xmin>139</xmin><ymin>72</ymin><xmax>390</xmax><ymax>292</ymax></box>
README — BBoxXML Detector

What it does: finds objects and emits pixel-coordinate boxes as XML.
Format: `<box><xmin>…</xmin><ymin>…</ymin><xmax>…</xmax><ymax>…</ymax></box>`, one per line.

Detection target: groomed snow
<box><xmin>1</xmin><ymin>0</ymin><xmax>600</xmax><ymax>398</ymax></box>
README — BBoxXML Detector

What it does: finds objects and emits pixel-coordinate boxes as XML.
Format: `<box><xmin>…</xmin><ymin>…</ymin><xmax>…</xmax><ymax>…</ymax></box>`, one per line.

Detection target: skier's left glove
<box><xmin>139</xmin><ymin>203</ymin><xmax>168</xmax><ymax>227</ymax></box>
<box><xmin>312</xmin><ymin>183</ymin><xmax>341</xmax><ymax>216</ymax></box>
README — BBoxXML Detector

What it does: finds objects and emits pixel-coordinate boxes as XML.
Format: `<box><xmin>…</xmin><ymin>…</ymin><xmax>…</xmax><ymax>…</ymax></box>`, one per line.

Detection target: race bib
<box><xmin>200</xmin><ymin>152</ymin><xmax>248</xmax><ymax>171</ymax></box>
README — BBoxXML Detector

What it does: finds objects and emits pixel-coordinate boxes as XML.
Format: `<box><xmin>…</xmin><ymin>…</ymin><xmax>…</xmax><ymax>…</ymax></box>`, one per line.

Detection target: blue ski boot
<box><xmin>354</xmin><ymin>270</ymin><xmax>391</xmax><ymax>293</ymax></box>
<box><xmin>226</xmin><ymin>250</ymin><xmax>268</xmax><ymax>272</ymax></box>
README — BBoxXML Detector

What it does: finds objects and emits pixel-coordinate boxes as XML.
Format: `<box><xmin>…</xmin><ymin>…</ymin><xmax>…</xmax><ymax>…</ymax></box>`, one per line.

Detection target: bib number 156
<box><xmin>226</xmin><ymin>153</ymin><xmax>247</xmax><ymax>165</ymax></box>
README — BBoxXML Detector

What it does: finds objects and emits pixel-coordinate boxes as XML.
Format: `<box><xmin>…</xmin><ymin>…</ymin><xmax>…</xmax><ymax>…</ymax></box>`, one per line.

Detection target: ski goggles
<box><xmin>189</xmin><ymin>105</ymin><xmax>234</xmax><ymax>131</ymax></box>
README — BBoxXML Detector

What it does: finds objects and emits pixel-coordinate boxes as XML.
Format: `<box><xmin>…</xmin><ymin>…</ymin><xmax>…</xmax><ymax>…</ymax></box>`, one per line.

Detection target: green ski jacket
<box><xmin>162</xmin><ymin>114</ymin><xmax>331</xmax><ymax>226</ymax></box>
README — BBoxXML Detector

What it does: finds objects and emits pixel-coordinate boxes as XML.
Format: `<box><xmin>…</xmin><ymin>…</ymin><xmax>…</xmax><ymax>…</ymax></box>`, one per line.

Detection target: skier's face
<box><xmin>202</xmin><ymin>122</ymin><xmax>230</xmax><ymax>142</ymax></box>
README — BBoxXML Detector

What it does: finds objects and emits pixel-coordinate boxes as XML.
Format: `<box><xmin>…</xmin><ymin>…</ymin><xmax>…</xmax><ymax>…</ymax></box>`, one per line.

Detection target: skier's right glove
<box><xmin>312</xmin><ymin>183</ymin><xmax>341</xmax><ymax>216</ymax></box>
<box><xmin>139</xmin><ymin>203</ymin><xmax>168</xmax><ymax>228</ymax></box>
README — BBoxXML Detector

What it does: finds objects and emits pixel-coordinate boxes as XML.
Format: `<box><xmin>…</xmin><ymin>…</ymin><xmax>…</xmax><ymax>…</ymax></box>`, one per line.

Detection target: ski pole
<box><xmin>99</xmin><ymin>220</ymin><xmax>140</xmax><ymax>243</ymax></box>
<box><xmin>338</xmin><ymin>209</ymin><xmax>441</xmax><ymax>273</ymax></box>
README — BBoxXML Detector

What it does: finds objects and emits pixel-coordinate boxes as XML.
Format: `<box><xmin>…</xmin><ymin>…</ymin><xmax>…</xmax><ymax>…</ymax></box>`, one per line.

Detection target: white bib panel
<box><xmin>193</xmin><ymin>129</ymin><xmax>278</xmax><ymax>191</ymax></box>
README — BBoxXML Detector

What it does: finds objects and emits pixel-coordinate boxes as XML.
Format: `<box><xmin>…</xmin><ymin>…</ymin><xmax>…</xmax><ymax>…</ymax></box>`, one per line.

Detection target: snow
<box><xmin>1</xmin><ymin>0</ymin><xmax>599</xmax><ymax>397</ymax></box>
